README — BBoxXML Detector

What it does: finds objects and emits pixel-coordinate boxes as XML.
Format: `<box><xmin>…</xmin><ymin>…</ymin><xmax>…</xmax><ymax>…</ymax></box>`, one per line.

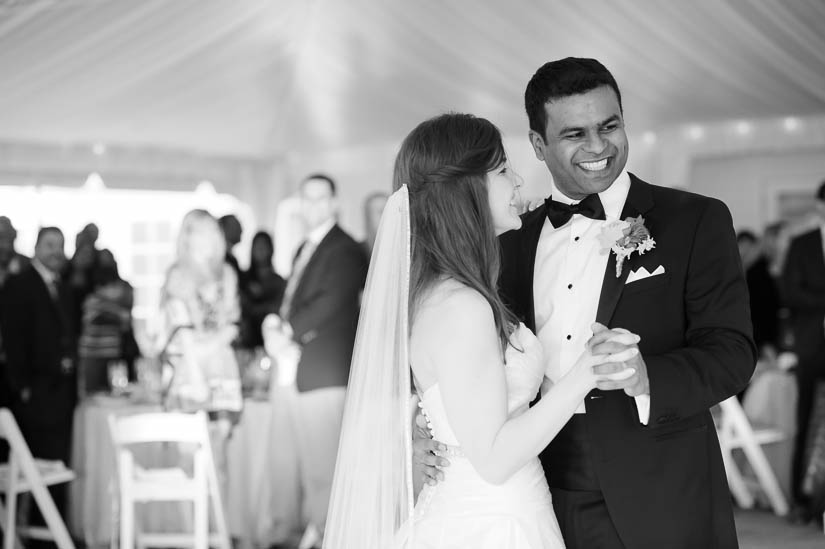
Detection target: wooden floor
<box><xmin>736</xmin><ymin>508</ymin><xmax>823</xmax><ymax>549</ymax></box>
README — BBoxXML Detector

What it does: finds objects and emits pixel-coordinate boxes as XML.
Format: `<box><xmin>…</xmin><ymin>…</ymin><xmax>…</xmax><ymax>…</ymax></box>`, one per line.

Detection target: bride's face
<box><xmin>487</xmin><ymin>163</ymin><xmax>523</xmax><ymax>235</ymax></box>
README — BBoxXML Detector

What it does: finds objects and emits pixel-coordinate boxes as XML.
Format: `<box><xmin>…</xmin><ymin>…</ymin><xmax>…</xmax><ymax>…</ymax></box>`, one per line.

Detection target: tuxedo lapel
<box><xmin>521</xmin><ymin>204</ymin><xmax>549</xmax><ymax>330</ymax></box>
<box><xmin>595</xmin><ymin>175</ymin><xmax>655</xmax><ymax>325</ymax></box>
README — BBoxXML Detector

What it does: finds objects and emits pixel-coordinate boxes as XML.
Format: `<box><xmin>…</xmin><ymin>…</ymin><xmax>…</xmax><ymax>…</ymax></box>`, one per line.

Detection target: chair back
<box><xmin>108</xmin><ymin>411</ymin><xmax>210</xmax><ymax>447</ymax></box>
<box><xmin>0</xmin><ymin>408</ymin><xmax>76</xmax><ymax>549</ymax></box>
<box><xmin>0</xmin><ymin>408</ymin><xmax>32</xmax><ymax>460</ymax></box>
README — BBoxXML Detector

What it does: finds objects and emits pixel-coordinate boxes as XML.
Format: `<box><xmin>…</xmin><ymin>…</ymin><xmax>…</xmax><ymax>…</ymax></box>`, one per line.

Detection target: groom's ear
<box><xmin>528</xmin><ymin>130</ymin><xmax>546</xmax><ymax>162</ymax></box>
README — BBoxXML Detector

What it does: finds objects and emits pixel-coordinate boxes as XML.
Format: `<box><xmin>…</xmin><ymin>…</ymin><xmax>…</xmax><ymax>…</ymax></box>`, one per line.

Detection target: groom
<box><xmin>496</xmin><ymin>58</ymin><xmax>755</xmax><ymax>548</ymax></box>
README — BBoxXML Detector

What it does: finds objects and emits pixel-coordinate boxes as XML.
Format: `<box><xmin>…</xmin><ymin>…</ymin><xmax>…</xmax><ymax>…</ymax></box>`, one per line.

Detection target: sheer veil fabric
<box><xmin>323</xmin><ymin>185</ymin><xmax>415</xmax><ymax>549</ymax></box>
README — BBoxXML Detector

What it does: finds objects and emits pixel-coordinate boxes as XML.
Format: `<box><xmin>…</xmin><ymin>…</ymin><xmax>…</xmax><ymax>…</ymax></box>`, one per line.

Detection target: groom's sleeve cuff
<box><xmin>635</xmin><ymin>394</ymin><xmax>650</xmax><ymax>425</ymax></box>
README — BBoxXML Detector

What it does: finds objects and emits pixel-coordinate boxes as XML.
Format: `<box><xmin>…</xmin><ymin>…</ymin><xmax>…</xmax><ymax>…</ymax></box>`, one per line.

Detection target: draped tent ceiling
<box><xmin>1</xmin><ymin>0</ymin><xmax>824</xmax><ymax>159</ymax></box>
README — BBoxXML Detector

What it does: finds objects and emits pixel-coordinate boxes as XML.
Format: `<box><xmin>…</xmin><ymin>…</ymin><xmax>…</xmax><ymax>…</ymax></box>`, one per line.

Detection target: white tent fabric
<box><xmin>0</xmin><ymin>0</ymin><xmax>824</xmax><ymax>158</ymax></box>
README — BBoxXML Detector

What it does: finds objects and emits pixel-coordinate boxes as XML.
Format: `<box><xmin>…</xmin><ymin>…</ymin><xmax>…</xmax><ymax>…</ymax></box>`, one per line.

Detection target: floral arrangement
<box><xmin>597</xmin><ymin>215</ymin><xmax>656</xmax><ymax>277</ymax></box>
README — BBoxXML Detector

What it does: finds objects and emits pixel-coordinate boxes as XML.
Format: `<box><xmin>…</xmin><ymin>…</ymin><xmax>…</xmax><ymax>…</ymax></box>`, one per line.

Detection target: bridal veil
<box><xmin>323</xmin><ymin>185</ymin><xmax>415</xmax><ymax>548</ymax></box>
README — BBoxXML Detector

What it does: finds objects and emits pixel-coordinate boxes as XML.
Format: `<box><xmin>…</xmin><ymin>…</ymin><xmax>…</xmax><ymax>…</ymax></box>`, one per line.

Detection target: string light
<box><xmin>83</xmin><ymin>172</ymin><xmax>105</xmax><ymax>191</ymax></box>
<box><xmin>783</xmin><ymin>117</ymin><xmax>800</xmax><ymax>132</ymax></box>
<box><xmin>642</xmin><ymin>131</ymin><xmax>657</xmax><ymax>145</ymax></box>
<box><xmin>686</xmin><ymin>125</ymin><xmax>704</xmax><ymax>141</ymax></box>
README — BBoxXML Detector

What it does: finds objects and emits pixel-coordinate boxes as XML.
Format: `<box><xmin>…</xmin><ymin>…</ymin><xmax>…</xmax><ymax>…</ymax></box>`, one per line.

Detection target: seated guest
<box><xmin>783</xmin><ymin>179</ymin><xmax>825</xmax><ymax>523</ymax></box>
<box><xmin>240</xmin><ymin>231</ymin><xmax>286</xmax><ymax>349</ymax></box>
<box><xmin>77</xmin><ymin>250</ymin><xmax>135</xmax><ymax>396</ymax></box>
<box><xmin>0</xmin><ymin>227</ymin><xmax>76</xmax><ymax>514</ymax></box>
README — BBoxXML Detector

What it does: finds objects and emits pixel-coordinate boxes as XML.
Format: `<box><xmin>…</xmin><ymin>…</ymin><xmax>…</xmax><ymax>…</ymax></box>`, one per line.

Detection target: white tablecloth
<box><xmin>226</xmin><ymin>388</ymin><xmax>302</xmax><ymax>547</ymax></box>
<box><xmin>69</xmin><ymin>390</ymin><xmax>302</xmax><ymax>548</ymax></box>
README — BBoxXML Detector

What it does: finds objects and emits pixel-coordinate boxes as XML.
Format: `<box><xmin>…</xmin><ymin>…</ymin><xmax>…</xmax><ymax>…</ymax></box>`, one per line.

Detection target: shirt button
<box><xmin>574</xmin><ymin>236</ymin><xmax>580</xmax><ymax>242</ymax></box>
<box><xmin>567</xmin><ymin>284</ymin><xmax>573</xmax><ymax>289</ymax></box>
<box><xmin>566</xmin><ymin>335</ymin><xmax>572</xmax><ymax>340</ymax></box>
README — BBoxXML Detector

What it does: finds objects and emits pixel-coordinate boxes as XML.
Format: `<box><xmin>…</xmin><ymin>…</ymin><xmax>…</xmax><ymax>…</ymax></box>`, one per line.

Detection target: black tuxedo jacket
<box><xmin>0</xmin><ymin>266</ymin><xmax>76</xmax><ymax>445</ymax></box>
<box><xmin>781</xmin><ymin>228</ymin><xmax>825</xmax><ymax>365</ymax></box>
<box><xmin>499</xmin><ymin>174</ymin><xmax>755</xmax><ymax>548</ymax></box>
<box><xmin>287</xmin><ymin>224</ymin><xmax>368</xmax><ymax>393</ymax></box>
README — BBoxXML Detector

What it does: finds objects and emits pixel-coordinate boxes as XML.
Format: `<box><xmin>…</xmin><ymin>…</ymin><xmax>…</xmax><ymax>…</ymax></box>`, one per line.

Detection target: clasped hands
<box><xmin>412</xmin><ymin>322</ymin><xmax>648</xmax><ymax>487</ymax></box>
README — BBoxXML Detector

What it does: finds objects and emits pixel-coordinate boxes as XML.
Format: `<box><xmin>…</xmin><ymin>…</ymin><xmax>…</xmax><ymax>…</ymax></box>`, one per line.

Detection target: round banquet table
<box><xmin>69</xmin><ymin>388</ymin><xmax>303</xmax><ymax>548</ymax></box>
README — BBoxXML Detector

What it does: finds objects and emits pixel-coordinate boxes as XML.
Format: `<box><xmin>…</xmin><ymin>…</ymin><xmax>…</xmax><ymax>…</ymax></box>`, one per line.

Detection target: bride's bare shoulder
<box><xmin>414</xmin><ymin>279</ymin><xmax>494</xmax><ymax>334</ymax></box>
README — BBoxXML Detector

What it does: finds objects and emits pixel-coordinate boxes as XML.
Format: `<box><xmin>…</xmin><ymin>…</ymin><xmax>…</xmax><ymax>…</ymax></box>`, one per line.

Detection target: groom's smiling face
<box><xmin>529</xmin><ymin>85</ymin><xmax>628</xmax><ymax>201</ymax></box>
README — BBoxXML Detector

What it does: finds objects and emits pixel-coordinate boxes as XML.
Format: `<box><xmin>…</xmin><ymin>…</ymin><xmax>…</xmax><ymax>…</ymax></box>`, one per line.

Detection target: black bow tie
<box><xmin>546</xmin><ymin>193</ymin><xmax>606</xmax><ymax>228</ymax></box>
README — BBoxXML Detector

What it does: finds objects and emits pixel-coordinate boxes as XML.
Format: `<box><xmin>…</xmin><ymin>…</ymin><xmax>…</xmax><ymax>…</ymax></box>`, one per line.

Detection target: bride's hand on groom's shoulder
<box><xmin>518</xmin><ymin>196</ymin><xmax>545</xmax><ymax>215</ymax></box>
<box><xmin>587</xmin><ymin>323</ymin><xmax>650</xmax><ymax>397</ymax></box>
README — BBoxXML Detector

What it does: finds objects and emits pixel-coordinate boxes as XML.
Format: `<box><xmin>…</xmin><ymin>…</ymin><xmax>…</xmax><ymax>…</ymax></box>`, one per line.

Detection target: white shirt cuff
<box><xmin>635</xmin><ymin>394</ymin><xmax>650</xmax><ymax>425</ymax></box>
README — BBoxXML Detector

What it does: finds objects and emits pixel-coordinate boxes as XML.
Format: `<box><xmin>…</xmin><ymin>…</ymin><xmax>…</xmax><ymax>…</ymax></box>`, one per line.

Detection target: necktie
<box><xmin>279</xmin><ymin>240</ymin><xmax>317</xmax><ymax>320</ymax></box>
<box><xmin>545</xmin><ymin>193</ymin><xmax>606</xmax><ymax>228</ymax></box>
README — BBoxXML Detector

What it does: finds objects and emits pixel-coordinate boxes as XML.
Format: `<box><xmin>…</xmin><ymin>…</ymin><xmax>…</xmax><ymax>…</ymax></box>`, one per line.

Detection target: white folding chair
<box><xmin>716</xmin><ymin>396</ymin><xmax>789</xmax><ymax>516</ymax></box>
<box><xmin>0</xmin><ymin>407</ymin><xmax>76</xmax><ymax>549</ymax></box>
<box><xmin>107</xmin><ymin>411</ymin><xmax>230</xmax><ymax>549</ymax></box>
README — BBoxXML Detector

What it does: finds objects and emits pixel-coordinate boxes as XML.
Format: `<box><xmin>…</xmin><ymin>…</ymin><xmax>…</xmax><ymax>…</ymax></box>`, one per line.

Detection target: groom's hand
<box><xmin>588</xmin><ymin>323</ymin><xmax>650</xmax><ymax>397</ymax></box>
<box><xmin>412</xmin><ymin>412</ymin><xmax>450</xmax><ymax>489</ymax></box>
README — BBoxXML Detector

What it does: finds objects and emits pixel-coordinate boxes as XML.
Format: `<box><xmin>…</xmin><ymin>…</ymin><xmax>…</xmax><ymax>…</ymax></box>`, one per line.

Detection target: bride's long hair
<box><xmin>393</xmin><ymin>113</ymin><xmax>516</xmax><ymax>355</ymax></box>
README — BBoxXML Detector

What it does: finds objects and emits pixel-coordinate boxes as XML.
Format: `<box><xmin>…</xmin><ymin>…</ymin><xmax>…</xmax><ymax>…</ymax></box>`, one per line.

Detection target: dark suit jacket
<box><xmin>287</xmin><ymin>225</ymin><xmax>368</xmax><ymax>392</ymax></box>
<box><xmin>499</xmin><ymin>174</ymin><xmax>755</xmax><ymax>549</ymax></box>
<box><xmin>745</xmin><ymin>256</ymin><xmax>780</xmax><ymax>349</ymax></box>
<box><xmin>781</xmin><ymin>228</ymin><xmax>825</xmax><ymax>367</ymax></box>
<box><xmin>0</xmin><ymin>265</ymin><xmax>77</xmax><ymax>459</ymax></box>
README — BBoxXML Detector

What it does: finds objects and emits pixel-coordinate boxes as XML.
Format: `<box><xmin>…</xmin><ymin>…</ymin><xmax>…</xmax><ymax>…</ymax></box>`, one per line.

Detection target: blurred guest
<box><xmin>0</xmin><ymin>227</ymin><xmax>76</xmax><ymax>513</ymax></box>
<box><xmin>77</xmin><ymin>250</ymin><xmax>135</xmax><ymax>396</ymax></box>
<box><xmin>160</xmin><ymin>210</ymin><xmax>242</xmax><ymax>453</ymax></box>
<box><xmin>782</xmin><ymin>180</ymin><xmax>825</xmax><ymax>522</ymax></box>
<box><xmin>65</xmin><ymin>225</ymin><xmax>101</xmax><ymax>332</ymax></box>
<box><xmin>764</xmin><ymin>221</ymin><xmax>796</xmax><ymax>352</ymax></box>
<box><xmin>219</xmin><ymin>214</ymin><xmax>243</xmax><ymax>279</ymax></box>
<box><xmin>240</xmin><ymin>231</ymin><xmax>286</xmax><ymax>349</ymax></box>
<box><xmin>76</xmin><ymin>222</ymin><xmax>99</xmax><ymax>251</ymax></box>
<box><xmin>764</xmin><ymin>221</ymin><xmax>788</xmax><ymax>278</ymax></box>
<box><xmin>361</xmin><ymin>191</ymin><xmax>388</xmax><ymax>257</ymax></box>
<box><xmin>274</xmin><ymin>173</ymin><xmax>368</xmax><ymax>547</ymax></box>
<box><xmin>0</xmin><ymin>216</ymin><xmax>30</xmax><ymax>285</ymax></box>
<box><xmin>738</xmin><ymin>230</ymin><xmax>780</xmax><ymax>355</ymax></box>
<box><xmin>0</xmin><ymin>216</ymin><xmax>29</xmax><ymax>416</ymax></box>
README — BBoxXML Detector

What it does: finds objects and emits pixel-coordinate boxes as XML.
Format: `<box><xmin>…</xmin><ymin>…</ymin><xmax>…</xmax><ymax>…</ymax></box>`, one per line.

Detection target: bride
<box><xmin>323</xmin><ymin>113</ymin><xmax>638</xmax><ymax>548</ymax></box>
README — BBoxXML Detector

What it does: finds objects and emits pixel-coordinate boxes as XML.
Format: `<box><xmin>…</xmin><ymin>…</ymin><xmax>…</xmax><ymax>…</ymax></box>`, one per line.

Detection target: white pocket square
<box><xmin>626</xmin><ymin>265</ymin><xmax>665</xmax><ymax>284</ymax></box>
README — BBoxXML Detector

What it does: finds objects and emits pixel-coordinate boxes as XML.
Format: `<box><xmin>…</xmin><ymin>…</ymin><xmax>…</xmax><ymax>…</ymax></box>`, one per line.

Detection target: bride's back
<box><xmin>410</xmin><ymin>277</ymin><xmax>494</xmax><ymax>393</ymax></box>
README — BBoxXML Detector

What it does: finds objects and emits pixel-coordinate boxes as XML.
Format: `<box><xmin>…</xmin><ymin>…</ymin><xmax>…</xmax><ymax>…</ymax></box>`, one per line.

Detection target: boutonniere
<box><xmin>597</xmin><ymin>215</ymin><xmax>656</xmax><ymax>277</ymax></box>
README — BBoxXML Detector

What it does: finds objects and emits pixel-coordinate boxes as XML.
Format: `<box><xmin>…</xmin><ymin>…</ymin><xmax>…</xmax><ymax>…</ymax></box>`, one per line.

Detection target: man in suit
<box><xmin>0</xmin><ymin>217</ymin><xmax>30</xmax><ymax>415</ymax></box>
<box><xmin>782</xmin><ymin>180</ymin><xmax>825</xmax><ymax>522</ymax></box>
<box><xmin>0</xmin><ymin>226</ymin><xmax>77</xmax><ymax>512</ymax></box>
<box><xmin>280</xmin><ymin>174</ymin><xmax>368</xmax><ymax>548</ymax></box>
<box><xmin>495</xmin><ymin>58</ymin><xmax>755</xmax><ymax>548</ymax></box>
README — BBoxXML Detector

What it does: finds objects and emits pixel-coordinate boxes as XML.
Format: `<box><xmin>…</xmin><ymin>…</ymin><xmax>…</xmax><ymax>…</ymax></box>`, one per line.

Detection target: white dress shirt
<box><xmin>535</xmin><ymin>171</ymin><xmax>649</xmax><ymax>423</ymax></box>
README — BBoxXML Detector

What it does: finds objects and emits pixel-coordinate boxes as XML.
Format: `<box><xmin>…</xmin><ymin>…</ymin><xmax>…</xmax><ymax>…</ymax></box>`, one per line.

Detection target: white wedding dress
<box><xmin>396</xmin><ymin>323</ymin><xmax>565</xmax><ymax>549</ymax></box>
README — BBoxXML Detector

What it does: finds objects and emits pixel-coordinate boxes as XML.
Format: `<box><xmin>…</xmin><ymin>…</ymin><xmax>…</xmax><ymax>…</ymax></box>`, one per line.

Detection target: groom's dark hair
<box><xmin>524</xmin><ymin>57</ymin><xmax>623</xmax><ymax>138</ymax></box>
